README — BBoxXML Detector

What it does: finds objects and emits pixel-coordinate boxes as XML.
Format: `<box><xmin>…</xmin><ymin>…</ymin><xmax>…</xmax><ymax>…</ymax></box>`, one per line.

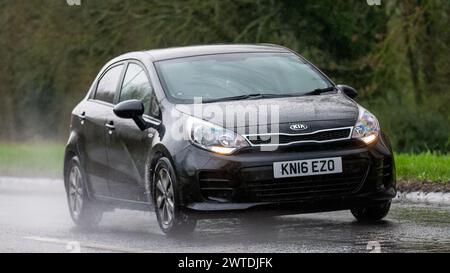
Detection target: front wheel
<box><xmin>351</xmin><ymin>201</ymin><xmax>391</xmax><ymax>222</ymax></box>
<box><xmin>153</xmin><ymin>157</ymin><xmax>196</xmax><ymax>236</ymax></box>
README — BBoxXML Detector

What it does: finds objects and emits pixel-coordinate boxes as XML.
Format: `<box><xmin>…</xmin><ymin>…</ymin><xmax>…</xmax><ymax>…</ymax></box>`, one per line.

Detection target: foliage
<box><xmin>364</xmin><ymin>96</ymin><xmax>449</xmax><ymax>153</ymax></box>
<box><xmin>0</xmin><ymin>0</ymin><xmax>448</xmax><ymax>152</ymax></box>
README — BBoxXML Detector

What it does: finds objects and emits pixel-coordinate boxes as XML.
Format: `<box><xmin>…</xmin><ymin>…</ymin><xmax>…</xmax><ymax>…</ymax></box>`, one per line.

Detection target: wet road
<box><xmin>0</xmin><ymin>178</ymin><xmax>449</xmax><ymax>253</ymax></box>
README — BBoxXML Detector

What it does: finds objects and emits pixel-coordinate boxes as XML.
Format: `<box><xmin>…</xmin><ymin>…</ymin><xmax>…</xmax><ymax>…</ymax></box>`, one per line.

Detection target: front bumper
<box><xmin>172</xmin><ymin>135</ymin><xmax>396</xmax><ymax>218</ymax></box>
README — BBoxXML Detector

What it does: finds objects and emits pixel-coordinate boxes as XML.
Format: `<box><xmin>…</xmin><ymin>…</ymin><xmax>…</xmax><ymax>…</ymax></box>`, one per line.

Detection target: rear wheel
<box><xmin>65</xmin><ymin>156</ymin><xmax>103</xmax><ymax>228</ymax></box>
<box><xmin>351</xmin><ymin>201</ymin><xmax>391</xmax><ymax>222</ymax></box>
<box><xmin>153</xmin><ymin>157</ymin><xmax>196</xmax><ymax>236</ymax></box>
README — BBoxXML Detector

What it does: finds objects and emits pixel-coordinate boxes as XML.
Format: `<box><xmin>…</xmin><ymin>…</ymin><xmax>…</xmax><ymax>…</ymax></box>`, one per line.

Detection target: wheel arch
<box><xmin>64</xmin><ymin>132</ymin><xmax>80</xmax><ymax>187</ymax></box>
<box><xmin>144</xmin><ymin>143</ymin><xmax>177</xmax><ymax>204</ymax></box>
<box><xmin>63</xmin><ymin>131</ymin><xmax>95</xmax><ymax>199</ymax></box>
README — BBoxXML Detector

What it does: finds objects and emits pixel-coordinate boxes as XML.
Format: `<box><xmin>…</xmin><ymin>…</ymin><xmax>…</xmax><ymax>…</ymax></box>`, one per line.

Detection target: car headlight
<box><xmin>352</xmin><ymin>106</ymin><xmax>380</xmax><ymax>144</ymax></box>
<box><xmin>185</xmin><ymin>116</ymin><xmax>249</xmax><ymax>155</ymax></box>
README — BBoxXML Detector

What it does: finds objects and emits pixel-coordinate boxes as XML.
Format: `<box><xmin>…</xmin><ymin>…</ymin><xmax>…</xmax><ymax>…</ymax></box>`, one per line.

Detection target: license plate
<box><xmin>273</xmin><ymin>157</ymin><xmax>342</xmax><ymax>178</ymax></box>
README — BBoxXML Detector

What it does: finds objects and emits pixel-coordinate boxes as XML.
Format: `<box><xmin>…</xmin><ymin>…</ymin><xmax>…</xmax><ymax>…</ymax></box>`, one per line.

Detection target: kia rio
<box><xmin>64</xmin><ymin>44</ymin><xmax>396</xmax><ymax>235</ymax></box>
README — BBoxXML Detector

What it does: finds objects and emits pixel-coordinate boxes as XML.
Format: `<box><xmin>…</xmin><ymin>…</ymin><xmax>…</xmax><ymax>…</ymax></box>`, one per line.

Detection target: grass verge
<box><xmin>0</xmin><ymin>142</ymin><xmax>65</xmax><ymax>178</ymax></box>
<box><xmin>395</xmin><ymin>152</ymin><xmax>449</xmax><ymax>183</ymax></box>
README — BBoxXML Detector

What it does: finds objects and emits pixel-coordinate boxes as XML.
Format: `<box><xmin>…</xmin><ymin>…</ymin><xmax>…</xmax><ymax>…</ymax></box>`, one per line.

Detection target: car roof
<box><xmin>113</xmin><ymin>44</ymin><xmax>292</xmax><ymax>63</ymax></box>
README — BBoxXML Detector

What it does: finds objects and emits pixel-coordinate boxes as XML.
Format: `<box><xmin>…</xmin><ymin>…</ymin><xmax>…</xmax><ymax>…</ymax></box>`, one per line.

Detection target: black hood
<box><xmin>174</xmin><ymin>94</ymin><xmax>359</xmax><ymax>133</ymax></box>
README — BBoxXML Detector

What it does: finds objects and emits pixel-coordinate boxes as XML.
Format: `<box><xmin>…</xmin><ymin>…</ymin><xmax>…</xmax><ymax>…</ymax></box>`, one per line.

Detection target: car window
<box><xmin>120</xmin><ymin>63</ymin><xmax>159</xmax><ymax>117</ymax></box>
<box><xmin>95</xmin><ymin>65</ymin><xmax>124</xmax><ymax>104</ymax></box>
<box><xmin>155</xmin><ymin>53</ymin><xmax>331</xmax><ymax>103</ymax></box>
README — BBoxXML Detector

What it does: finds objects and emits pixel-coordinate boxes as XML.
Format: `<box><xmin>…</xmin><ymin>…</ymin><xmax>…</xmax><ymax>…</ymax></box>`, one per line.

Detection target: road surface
<box><xmin>0</xmin><ymin>177</ymin><xmax>449</xmax><ymax>253</ymax></box>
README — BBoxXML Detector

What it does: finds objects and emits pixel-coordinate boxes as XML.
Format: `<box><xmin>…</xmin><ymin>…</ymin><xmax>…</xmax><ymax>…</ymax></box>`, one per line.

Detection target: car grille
<box><xmin>245</xmin><ymin>127</ymin><xmax>352</xmax><ymax>146</ymax></box>
<box><xmin>241</xmin><ymin>158</ymin><xmax>369</xmax><ymax>202</ymax></box>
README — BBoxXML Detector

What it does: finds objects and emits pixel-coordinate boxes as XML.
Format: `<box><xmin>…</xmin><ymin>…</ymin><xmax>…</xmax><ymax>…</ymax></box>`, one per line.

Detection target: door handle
<box><xmin>77</xmin><ymin>112</ymin><xmax>86</xmax><ymax>125</ymax></box>
<box><xmin>77</xmin><ymin>112</ymin><xmax>86</xmax><ymax>119</ymax></box>
<box><xmin>105</xmin><ymin>124</ymin><xmax>115</xmax><ymax>130</ymax></box>
<box><xmin>105</xmin><ymin>122</ymin><xmax>115</xmax><ymax>134</ymax></box>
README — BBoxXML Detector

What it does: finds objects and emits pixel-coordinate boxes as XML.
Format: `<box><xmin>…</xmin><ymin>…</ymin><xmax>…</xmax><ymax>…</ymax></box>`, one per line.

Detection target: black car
<box><xmin>64</xmin><ymin>44</ymin><xmax>396</xmax><ymax>235</ymax></box>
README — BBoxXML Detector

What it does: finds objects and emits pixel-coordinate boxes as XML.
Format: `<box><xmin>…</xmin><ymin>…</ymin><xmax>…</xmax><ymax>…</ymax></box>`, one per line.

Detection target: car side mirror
<box><xmin>113</xmin><ymin>100</ymin><xmax>151</xmax><ymax>131</ymax></box>
<box><xmin>337</xmin><ymin>85</ymin><xmax>358</xmax><ymax>99</ymax></box>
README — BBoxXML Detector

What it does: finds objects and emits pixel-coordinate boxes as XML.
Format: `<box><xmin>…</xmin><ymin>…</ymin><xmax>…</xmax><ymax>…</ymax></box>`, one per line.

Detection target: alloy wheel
<box><xmin>68</xmin><ymin>165</ymin><xmax>84</xmax><ymax>219</ymax></box>
<box><xmin>155</xmin><ymin>168</ymin><xmax>175</xmax><ymax>229</ymax></box>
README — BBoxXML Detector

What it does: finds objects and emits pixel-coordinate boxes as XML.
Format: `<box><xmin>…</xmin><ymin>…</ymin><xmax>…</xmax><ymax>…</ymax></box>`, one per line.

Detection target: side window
<box><xmin>95</xmin><ymin>65</ymin><xmax>124</xmax><ymax>103</ymax></box>
<box><xmin>120</xmin><ymin>63</ymin><xmax>160</xmax><ymax>117</ymax></box>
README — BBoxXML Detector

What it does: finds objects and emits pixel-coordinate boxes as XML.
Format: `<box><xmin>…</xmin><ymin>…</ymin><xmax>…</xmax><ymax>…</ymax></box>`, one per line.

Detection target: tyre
<box><xmin>152</xmin><ymin>157</ymin><xmax>196</xmax><ymax>236</ymax></box>
<box><xmin>65</xmin><ymin>156</ymin><xmax>103</xmax><ymax>228</ymax></box>
<box><xmin>351</xmin><ymin>201</ymin><xmax>391</xmax><ymax>222</ymax></box>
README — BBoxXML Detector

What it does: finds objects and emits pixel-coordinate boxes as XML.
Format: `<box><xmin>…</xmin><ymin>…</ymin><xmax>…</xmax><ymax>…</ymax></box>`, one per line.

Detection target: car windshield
<box><xmin>155</xmin><ymin>52</ymin><xmax>333</xmax><ymax>103</ymax></box>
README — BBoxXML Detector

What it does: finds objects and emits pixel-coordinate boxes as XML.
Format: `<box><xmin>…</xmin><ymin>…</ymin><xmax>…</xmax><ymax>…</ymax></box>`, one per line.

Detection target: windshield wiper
<box><xmin>202</xmin><ymin>87</ymin><xmax>336</xmax><ymax>103</ymax></box>
<box><xmin>203</xmin><ymin>93</ymin><xmax>288</xmax><ymax>103</ymax></box>
<box><xmin>302</xmin><ymin>86</ymin><xmax>337</xmax><ymax>96</ymax></box>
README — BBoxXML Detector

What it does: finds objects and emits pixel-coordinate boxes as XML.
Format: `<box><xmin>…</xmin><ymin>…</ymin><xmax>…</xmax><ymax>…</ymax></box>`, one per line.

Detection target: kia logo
<box><xmin>290</xmin><ymin>123</ymin><xmax>308</xmax><ymax>131</ymax></box>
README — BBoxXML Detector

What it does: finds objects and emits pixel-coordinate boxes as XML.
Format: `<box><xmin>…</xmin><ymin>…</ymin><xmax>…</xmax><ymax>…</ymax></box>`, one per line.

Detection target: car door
<box><xmin>105</xmin><ymin>61</ymin><xmax>160</xmax><ymax>201</ymax></box>
<box><xmin>81</xmin><ymin>63</ymin><xmax>125</xmax><ymax>197</ymax></box>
